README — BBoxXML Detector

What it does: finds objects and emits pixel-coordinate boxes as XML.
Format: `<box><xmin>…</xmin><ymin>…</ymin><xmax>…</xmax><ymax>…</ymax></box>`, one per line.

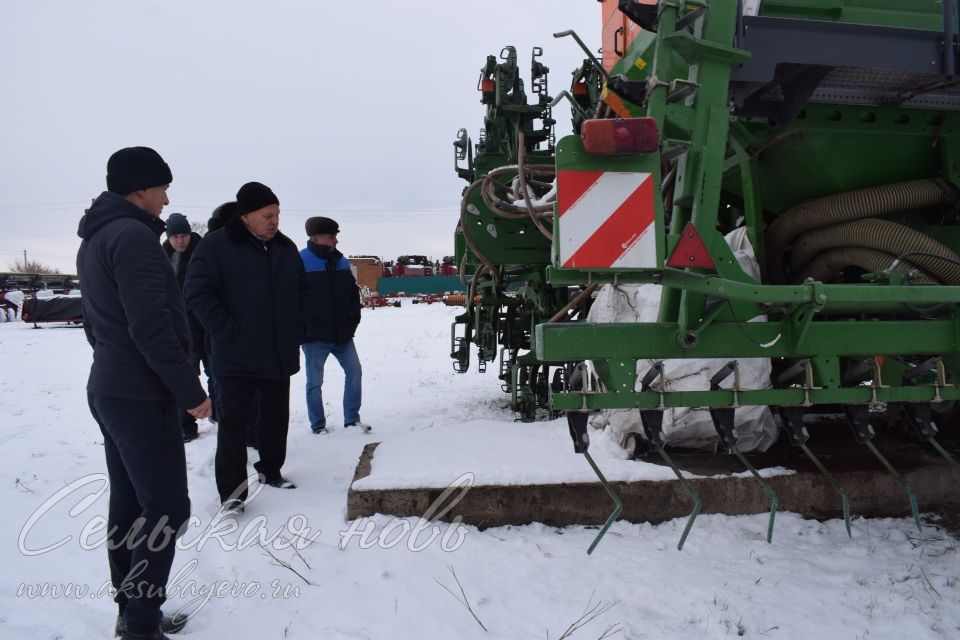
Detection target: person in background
<box><xmin>206</xmin><ymin>200</ymin><xmax>235</xmax><ymax>236</ymax></box>
<box><xmin>162</xmin><ymin>212</ymin><xmax>205</xmax><ymax>442</ymax></box>
<box><xmin>300</xmin><ymin>216</ymin><xmax>371</xmax><ymax>434</ymax></box>
<box><xmin>77</xmin><ymin>146</ymin><xmax>210</xmax><ymax>640</ymax></box>
<box><xmin>185</xmin><ymin>182</ymin><xmax>307</xmax><ymax>512</ymax></box>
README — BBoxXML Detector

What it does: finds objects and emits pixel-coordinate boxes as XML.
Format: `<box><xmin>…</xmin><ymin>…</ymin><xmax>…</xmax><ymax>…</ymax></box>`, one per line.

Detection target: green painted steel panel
<box><xmin>376</xmin><ymin>276</ymin><xmax>466</xmax><ymax>296</ymax></box>
<box><xmin>535</xmin><ymin>318</ymin><xmax>959</xmax><ymax>360</ymax></box>
<box><xmin>550</xmin><ymin>385</ymin><xmax>960</xmax><ymax>411</ymax></box>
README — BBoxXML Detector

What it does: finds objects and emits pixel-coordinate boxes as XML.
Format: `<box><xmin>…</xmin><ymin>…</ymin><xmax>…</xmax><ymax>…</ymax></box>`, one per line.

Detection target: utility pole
<box><xmin>23</xmin><ymin>250</ymin><xmax>27</xmax><ymax>271</ymax></box>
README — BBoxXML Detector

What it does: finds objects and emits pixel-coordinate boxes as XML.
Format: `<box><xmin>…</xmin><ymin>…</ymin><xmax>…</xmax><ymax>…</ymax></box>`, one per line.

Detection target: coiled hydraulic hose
<box><xmin>459</xmin><ymin>179</ymin><xmax>503</xmax><ymax>285</ymax></box>
<box><xmin>766</xmin><ymin>179</ymin><xmax>956</xmax><ymax>282</ymax></box>
<box><xmin>790</xmin><ymin>218</ymin><xmax>960</xmax><ymax>285</ymax></box>
<box><xmin>797</xmin><ymin>246</ymin><xmax>937</xmax><ymax>284</ymax></box>
<box><xmin>517</xmin><ymin>131</ymin><xmax>554</xmax><ymax>240</ymax></box>
<box><xmin>477</xmin><ymin>131</ymin><xmax>556</xmax><ymax>241</ymax></box>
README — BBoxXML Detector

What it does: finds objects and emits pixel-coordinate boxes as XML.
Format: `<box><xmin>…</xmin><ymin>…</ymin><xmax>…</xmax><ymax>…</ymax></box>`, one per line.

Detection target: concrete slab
<box><xmin>347</xmin><ymin>426</ymin><xmax>960</xmax><ymax>528</ymax></box>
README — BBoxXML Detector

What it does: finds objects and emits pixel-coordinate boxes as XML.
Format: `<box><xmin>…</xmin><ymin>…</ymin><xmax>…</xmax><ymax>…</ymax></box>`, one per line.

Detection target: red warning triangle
<box><xmin>667</xmin><ymin>223</ymin><xmax>715</xmax><ymax>269</ymax></box>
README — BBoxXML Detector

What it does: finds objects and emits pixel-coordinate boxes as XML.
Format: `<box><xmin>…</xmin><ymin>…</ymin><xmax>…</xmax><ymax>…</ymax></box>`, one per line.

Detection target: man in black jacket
<box><xmin>77</xmin><ymin>146</ymin><xmax>211</xmax><ymax>640</ymax></box>
<box><xmin>162</xmin><ymin>212</ymin><xmax>205</xmax><ymax>441</ymax></box>
<box><xmin>201</xmin><ymin>201</ymin><xmax>260</xmax><ymax>447</ymax></box>
<box><xmin>300</xmin><ymin>216</ymin><xmax>369</xmax><ymax>434</ymax></box>
<box><xmin>185</xmin><ymin>182</ymin><xmax>308</xmax><ymax>509</ymax></box>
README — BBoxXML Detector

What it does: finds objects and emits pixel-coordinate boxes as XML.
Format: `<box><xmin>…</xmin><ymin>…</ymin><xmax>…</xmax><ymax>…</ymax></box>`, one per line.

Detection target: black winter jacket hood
<box><xmin>78</xmin><ymin>191</ymin><xmax>166</xmax><ymax>240</ymax></box>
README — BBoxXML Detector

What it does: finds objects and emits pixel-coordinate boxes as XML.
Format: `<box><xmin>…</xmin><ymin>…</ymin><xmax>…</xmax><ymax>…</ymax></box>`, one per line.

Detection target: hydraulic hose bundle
<box><xmin>765</xmin><ymin>179</ymin><xmax>960</xmax><ymax>284</ymax></box>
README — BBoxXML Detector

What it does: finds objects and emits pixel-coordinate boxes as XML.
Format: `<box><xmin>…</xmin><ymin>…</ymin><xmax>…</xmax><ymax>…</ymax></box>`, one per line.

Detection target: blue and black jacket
<box><xmin>300</xmin><ymin>242</ymin><xmax>361</xmax><ymax>345</ymax></box>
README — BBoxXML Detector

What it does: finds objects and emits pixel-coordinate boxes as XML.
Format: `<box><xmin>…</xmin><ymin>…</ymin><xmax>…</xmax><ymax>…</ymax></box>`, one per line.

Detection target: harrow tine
<box><xmin>583</xmin><ymin>450</ymin><xmax>623</xmax><ymax>555</ymax></box>
<box><xmin>800</xmin><ymin>443</ymin><xmax>852</xmax><ymax>538</ymax></box>
<box><xmin>640</xmin><ymin>413</ymin><xmax>701</xmax><ymax>550</ymax></box>
<box><xmin>711</xmin><ymin>363</ymin><xmax>777</xmax><ymax>543</ymax></box>
<box><xmin>844</xmin><ymin>405</ymin><xmax>922</xmax><ymax>532</ymax></box>
<box><xmin>927</xmin><ymin>439</ymin><xmax>960</xmax><ymax>472</ymax></box>
<box><xmin>729</xmin><ymin>445</ymin><xmax>779</xmax><ymax>544</ymax></box>
<box><xmin>902</xmin><ymin>403</ymin><xmax>960</xmax><ymax>473</ymax></box>
<box><xmin>639</xmin><ymin>363</ymin><xmax>701</xmax><ymax>550</ymax></box>
<box><xmin>566</xmin><ymin>411</ymin><xmax>622</xmax><ymax>554</ymax></box>
<box><xmin>656</xmin><ymin>447</ymin><xmax>702</xmax><ymax>550</ymax></box>
<box><xmin>864</xmin><ymin>441</ymin><xmax>921</xmax><ymax>532</ymax></box>
<box><xmin>780</xmin><ymin>407</ymin><xmax>853</xmax><ymax>537</ymax></box>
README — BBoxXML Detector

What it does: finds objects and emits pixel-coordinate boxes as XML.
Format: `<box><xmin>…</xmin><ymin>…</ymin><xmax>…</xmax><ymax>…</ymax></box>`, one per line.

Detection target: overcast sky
<box><xmin>0</xmin><ymin>1</ymin><xmax>599</xmax><ymax>273</ymax></box>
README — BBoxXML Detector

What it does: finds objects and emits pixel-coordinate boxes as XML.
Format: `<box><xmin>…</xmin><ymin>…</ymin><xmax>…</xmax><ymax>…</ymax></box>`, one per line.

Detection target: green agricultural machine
<box><xmin>452</xmin><ymin>0</ymin><xmax>960</xmax><ymax>547</ymax></box>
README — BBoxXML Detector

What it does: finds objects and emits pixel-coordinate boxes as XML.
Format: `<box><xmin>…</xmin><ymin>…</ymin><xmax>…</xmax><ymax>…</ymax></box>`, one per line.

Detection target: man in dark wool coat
<box><xmin>76</xmin><ymin>146</ymin><xmax>211</xmax><ymax>640</ymax></box>
<box><xmin>185</xmin><ymin>182</ymin><xmax>308</xmax><ymax>512</ymax></box>
<box><xmin>161</xmin><ymin>212</ymin><xmax>206</xmax><ymax>442</ymax></box>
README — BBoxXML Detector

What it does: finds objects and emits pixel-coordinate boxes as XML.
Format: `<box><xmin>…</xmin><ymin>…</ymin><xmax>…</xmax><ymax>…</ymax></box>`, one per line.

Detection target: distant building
<box><xmin>348</xmin><ymin>256</ymin><xmax>384</xmax><ymax>293</ymax></box>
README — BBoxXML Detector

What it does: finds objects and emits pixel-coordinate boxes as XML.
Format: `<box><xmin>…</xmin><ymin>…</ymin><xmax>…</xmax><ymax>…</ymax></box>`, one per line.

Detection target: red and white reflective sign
<box><xmin>556</xmin><ymin>170</ymin><xmax>657</xmax><ymax>269</ymax></box>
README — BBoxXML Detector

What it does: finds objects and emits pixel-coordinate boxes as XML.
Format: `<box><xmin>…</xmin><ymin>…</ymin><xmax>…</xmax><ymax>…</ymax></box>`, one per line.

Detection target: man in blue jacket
<box><xmin>300</xmin><ymin>216</ymin><xmax>370</xmax><ymax>434</ymax></box>
<box><xmin>185</xmin><ymin>182</ymin><xmax>308</xmax><ymax>509</ymax></box>
<box><xmin>77</xmin><ymin>146</ymin><xmax>211</xmax><ymax>640</ymax></box>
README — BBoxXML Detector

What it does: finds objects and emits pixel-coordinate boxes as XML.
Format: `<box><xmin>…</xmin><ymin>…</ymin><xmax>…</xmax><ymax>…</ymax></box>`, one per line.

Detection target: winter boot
<box><xmin>115</xmin><ymin>612</ymin><xmax>186</xmax><ymax>637</ymax></box>
<box><xmin>120</xmin><ymin>628</ymin><xmax>170</xmax><ymax>640</ymax></box>
<box><xmin>220</xmin><ymin>499</ymin><xmax>245</xmax><ymax>514</ymax></box>
<box><xmin>345</xmin><ymin>421</ymin><xmax>372</xmax><ymax>433</ymax></box>
<box><xmin>259</xmin><ymin>473</ymin><xmax>296</xmax><ymax>489</ymax></box>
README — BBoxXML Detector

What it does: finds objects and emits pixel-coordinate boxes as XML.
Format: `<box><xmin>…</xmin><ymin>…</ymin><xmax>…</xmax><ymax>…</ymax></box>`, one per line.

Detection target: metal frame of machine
<box><xmin>452</xmin><ymin>1</ymin><xmax>960</xmax><ymax>548</ymax></box>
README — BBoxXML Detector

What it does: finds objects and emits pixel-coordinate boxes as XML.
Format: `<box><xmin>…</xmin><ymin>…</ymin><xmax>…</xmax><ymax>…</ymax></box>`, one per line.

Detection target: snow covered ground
<box><xmin>1</xmin><ymin>303</ymin><xmax>958</xmax><ymax>639</ymax></box>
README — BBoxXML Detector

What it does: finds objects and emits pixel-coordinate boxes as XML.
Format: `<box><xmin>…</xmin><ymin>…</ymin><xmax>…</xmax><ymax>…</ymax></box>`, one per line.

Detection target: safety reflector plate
<box><xmin>557</xmin><ymin>170</ymin><xmax>656</xmax><ymax>269</ymax></box>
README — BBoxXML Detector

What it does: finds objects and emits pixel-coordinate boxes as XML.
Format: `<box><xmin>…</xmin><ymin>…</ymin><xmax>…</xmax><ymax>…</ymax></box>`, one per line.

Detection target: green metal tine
<box><xmin>928</xmin><ymin>439</ymin><xmax>960</xmax><ymax>472</ymax></box>
<box><xmin>710</xmin><ymin>361</ymin><xmax>778</xmax><ymax>543</ymax></box>
<box><xmin>845</xmin><ymin>405</ymin><xmax>922</xmax><ymax>532</ymax></box>
<box><xmin>656</xmin><ymin>448</ymin><xmax>702</xmax><ymax>550</ymax></box>
<box><xmin>640</xmin><ymin>362</ymin><xmax>702</xmax><ymax>550</ymax></box>
<box><xmin>864</xmin><ymin>441</ymin><xmax>921</xmax><ymax>532</ymax></box>
<box><xmin>900</xmin><ymin>402</ymin><xmax>960</xmax><ymax>472</ymax></box>
<box><xmin>731</xmin><ymin>448</ymin><xmax>779</xmax><ymax>544</ymax></box>
<box><xmin>777</xmin><ymin>367</ymin><xmax>853</xmax><ymax>538</ymax></box>
<box><xmin>799</xmin><ymin>443</ymin><xmax>853</xmax><ymax>538</ymax></box>
<box><xmin>583</xmin><ymin>450</ymin><xmax>623</xmax><ymax>555</ymax></box>
<box><xmin>901</xmin><ymin>363</ymin><xmax>960</xmax><ymax>473</ymax></box>
<box><xmin>566</xmin><ymin>409</ymin><xmax>622</xmax><ymax>554</ymax></box>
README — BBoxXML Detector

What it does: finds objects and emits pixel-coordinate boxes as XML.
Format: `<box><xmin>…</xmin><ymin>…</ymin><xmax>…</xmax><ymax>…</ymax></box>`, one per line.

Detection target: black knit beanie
<box><xmin>106</xmin><ymin>147</ymin><xmax>172</xmax><ymax>195</ymax></box>
<box><xmin>208</xmin><ymin>201</ymin><xmax>238</xmax><ymax>233</ymax></box>
<box><xmin>165</xmin><ymin>212</ymin><xmax>191</xmax><ymax>237</ymax></box>
<box><xmin>305</xmin><ymin>216</ymin><xmax>340</xmax><ymax>236</ymax></box>
<box><xmin>236</xmin><ymin>182</ymin><xmax>279</xmax><ymax>216</ymax></box>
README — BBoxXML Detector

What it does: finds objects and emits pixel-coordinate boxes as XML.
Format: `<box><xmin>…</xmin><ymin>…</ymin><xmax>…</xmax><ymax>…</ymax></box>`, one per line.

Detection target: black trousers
<box><xmin>88</xmin><ymin>392</ymin><xmax>190</xmax><ymax>636</ymax></box>
<box><xmin>216</xmin><ymin>376</ymin><xmax>290</xmax><ymax>503</ymax></box>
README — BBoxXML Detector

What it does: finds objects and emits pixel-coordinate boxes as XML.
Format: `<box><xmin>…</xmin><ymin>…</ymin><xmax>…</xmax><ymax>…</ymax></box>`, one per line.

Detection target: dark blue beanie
<box><xmin>165</xmin><ymin>212</ymin><xmax>191</xmax><ymax>237</ymax></box>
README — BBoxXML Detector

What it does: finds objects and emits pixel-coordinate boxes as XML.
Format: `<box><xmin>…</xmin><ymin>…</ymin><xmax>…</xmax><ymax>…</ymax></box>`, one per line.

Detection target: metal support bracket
<box><xmin>777</xmin><ymin>358</ymin><xmax>821</xmax><ymax>407</ymax></box>
<box><xmin>904</xmin><ymin>357</ymin><xmax>953</xmax><ymax>403</ymax></box>
<box><xmin>667</xmin><ymin>78</ymin><xmax>700</xmax><ymax>103</ymax></box>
